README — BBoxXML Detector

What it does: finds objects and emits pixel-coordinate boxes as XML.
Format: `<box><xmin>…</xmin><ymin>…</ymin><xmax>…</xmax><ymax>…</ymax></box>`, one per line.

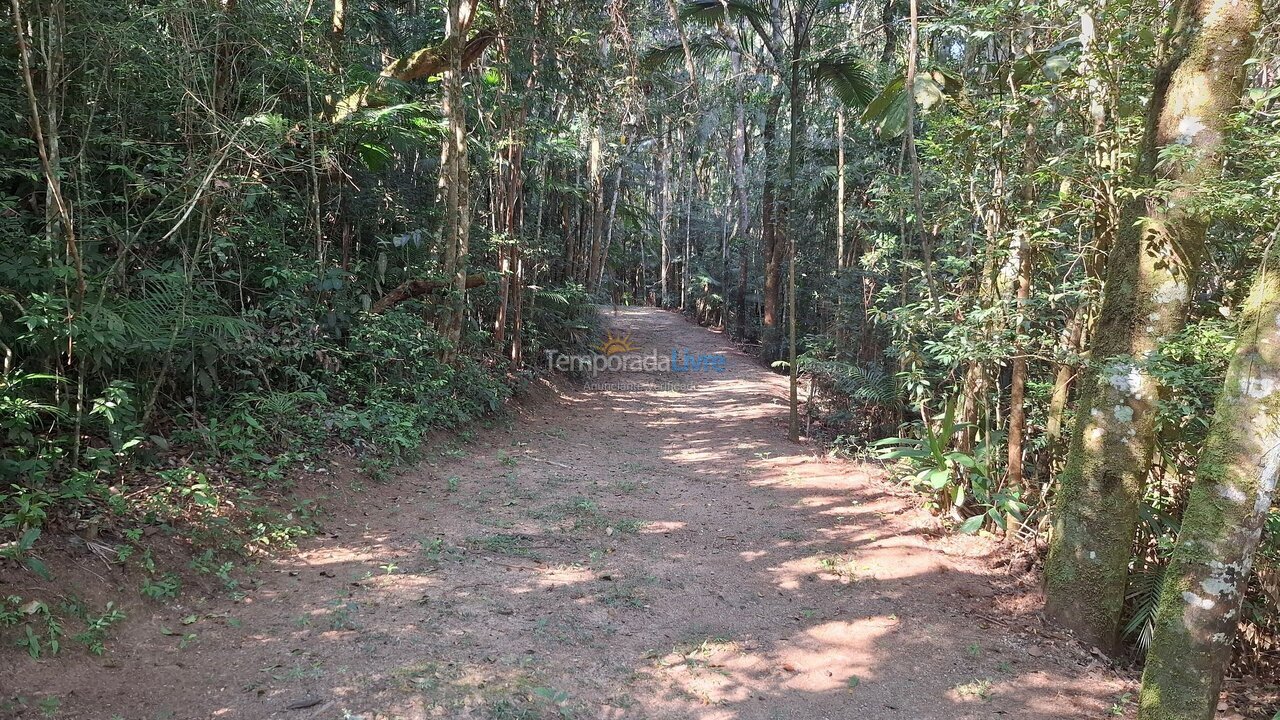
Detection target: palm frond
<box><xmin>861</xmin><ymin>76</ymin><xmax>908</xmax><ymax>139</ymax></box>
<box><xmin>679</xmin><ymin>0</ymin><xmax>768</xmax><ymax>26</ymax></box>
<box><xmin>1123</xmin><ymin>564</ymin><xmax>1167</xmax><ymax>653</ymax></box>
<box><xmin>811</xmin><ymin>52</ymin><xmax>877</xmax><ymax>108</ymax></box>
<box><xmin>113</xmin><ymin>273</ymin><xmax>256</xmax><ymax>354</ymax></box>
<box><xmin>638</xmin><ymin>36</ymin><xmax>733</xmax><ymax>73</ymax></box>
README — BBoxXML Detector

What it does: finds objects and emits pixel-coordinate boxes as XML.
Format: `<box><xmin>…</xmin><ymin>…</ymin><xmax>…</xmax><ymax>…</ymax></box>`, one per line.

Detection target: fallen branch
<box><xmin>332</xmin><ymin>29</ymin><xmax>497</xmax><ymax>123</ymax></box>
<box><xmin>370</xmin><ymin>274</ymin><xmax>485</xmax><ymax>313</ymax></box>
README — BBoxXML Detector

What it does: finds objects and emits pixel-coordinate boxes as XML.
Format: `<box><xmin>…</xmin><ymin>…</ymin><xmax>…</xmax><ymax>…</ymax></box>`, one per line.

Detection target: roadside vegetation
<box><xmin>3</xmin><ymin>0</ymin><xmax>1279</xmax><ymax>716</ymax></box>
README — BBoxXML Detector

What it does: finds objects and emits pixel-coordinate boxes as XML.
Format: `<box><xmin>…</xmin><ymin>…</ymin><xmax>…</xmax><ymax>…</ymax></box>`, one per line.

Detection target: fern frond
<box><xmin>638</xmin><ymin>36</ymin><xmax>733</xmax><ymax>73</ymax></box>
<box><xmin>1123</xmin><ymin>565</ymin><xmax>1167</xmax><ymax>653</ymax></box>
<box><xmin>811</xmin><ymin>52</ymin><xmax>877</xmax><ymax>108</ymax></box>
<box><xmin>679</xmin><ymin>0</ymin><xmax>768</xmax><ymax>26</ymax></box>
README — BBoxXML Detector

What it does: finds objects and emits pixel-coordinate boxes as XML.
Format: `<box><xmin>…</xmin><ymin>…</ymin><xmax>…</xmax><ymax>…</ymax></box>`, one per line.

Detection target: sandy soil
<box><xmin>2</xmin><ymin>307</ymin><xmax>1136</xmax><ymax>719</ymax></box>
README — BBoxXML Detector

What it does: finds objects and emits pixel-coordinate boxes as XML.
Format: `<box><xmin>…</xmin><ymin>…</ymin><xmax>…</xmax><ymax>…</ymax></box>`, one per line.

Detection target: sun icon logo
<box><xmin>597</xmin><ymin>330</ymin><xmax>638</xmax><ymax>356</ymax></box>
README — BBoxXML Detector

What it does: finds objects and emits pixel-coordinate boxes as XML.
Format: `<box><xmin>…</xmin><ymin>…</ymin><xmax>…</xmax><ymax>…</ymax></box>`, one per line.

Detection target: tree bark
<box><xmin>438</xmin><ymin>0</ymin><xmax>476</xmax><ymax>361</ymax></box>
<box><xmin>760</xmin><ymin>86</ymin><xmax>785</xmax><ymax>359</ymax></box>
<box><xmin>659</xmin><ymin>123</ymin><xmax>673</xmax><ymax>307</ymax></box>
<box><xmin>1044</xmin><ymin>0</ymin><xmax>1259</xmax><ymax>652</ymax></box>
<box><xmin>1138</xmin><ymin>233</ymin><xmax>1279</xmax><ymax>720</ymax></box>
<box><xmin>373</xmin><ymin>274</ymin><xmax>486</xmax><ymax>314</ymax></box>
<box><xmin>730</xmin><ymin>51</ymin><xmax>752</xmax><ymax>341</ymax></box>
<box><xmin>586</xmin><ymin>129</ymin><xmax>605</xmax><ymax>293</ymax></box>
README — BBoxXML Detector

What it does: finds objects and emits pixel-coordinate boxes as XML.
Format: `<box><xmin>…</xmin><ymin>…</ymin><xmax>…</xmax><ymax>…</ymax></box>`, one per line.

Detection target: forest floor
<box><xmin>3</xmin><ymin>307</ymin><xmax>1138</xmax><ymax>720</ymax></box>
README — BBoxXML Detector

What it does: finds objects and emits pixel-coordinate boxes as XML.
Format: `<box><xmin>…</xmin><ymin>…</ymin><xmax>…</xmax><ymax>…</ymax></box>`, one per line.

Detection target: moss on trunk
<box><xmin>1138</xmin><ymin>258</ymin><xmax>1277</xmax><ymax>719</ymax></box>
<box><xmin>1044</xmin><ymin>0</ymin><xmax>1259</xmax><ymax>652</ymax></box>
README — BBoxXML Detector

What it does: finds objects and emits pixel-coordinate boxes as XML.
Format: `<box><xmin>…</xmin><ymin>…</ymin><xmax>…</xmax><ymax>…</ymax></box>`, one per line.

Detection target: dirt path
<box><xmin>7</xmin><ymin>308</ymin><xmax>1133</xmax><ymax>719</ymax></box>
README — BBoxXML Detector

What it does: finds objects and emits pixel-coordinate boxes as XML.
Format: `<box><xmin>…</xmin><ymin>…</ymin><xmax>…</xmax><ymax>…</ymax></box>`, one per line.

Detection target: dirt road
<box><xmin>7</xmin><ymin>307</ymin><xmax>1131</xmax><ymax>719</ymax></box>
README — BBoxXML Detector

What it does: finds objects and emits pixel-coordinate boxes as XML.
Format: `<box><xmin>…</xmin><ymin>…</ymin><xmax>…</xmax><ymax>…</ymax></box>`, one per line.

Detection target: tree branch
<box><xmin>370</xmin><ymin>274</ymin><xmax>486</xmax><ymax>314</ymax></box>
<box><xmin>332</xmin><ymin>28</ymin><xmax>497</xmax><ymax>123</ymax></box>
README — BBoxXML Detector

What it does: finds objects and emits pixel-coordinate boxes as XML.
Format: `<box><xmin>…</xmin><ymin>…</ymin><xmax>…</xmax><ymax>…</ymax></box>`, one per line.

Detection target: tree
<box><xmin>438</xmin><ymin>0</ymin><xmax>478</xmax><ymax>360</ymax></box>
<box><xmin>1044</xmin><ymin>0</ymin><xmax>1260</xmax><ymax>651</ymax></box>
<box><xmin>1138</xmin><ymin>238</ymin><xmax>1279</xmax><ymax>718</ymax></box>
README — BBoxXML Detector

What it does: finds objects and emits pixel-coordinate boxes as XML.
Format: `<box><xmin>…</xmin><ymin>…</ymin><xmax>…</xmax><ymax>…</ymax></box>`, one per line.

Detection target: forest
<box><xmin>2</xmin><ymin>0</ymin><xmax>1279</xmax><ymax>717</ymax></box>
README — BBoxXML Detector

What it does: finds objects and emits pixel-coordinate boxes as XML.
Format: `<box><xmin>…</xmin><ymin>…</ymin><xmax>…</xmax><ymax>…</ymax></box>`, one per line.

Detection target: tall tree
<box><xmin>1044</xmin><ymin>0</ymin><xmax>1260</xmax><ymax>651</ymax></box>
<box><xmin>1138</xmin><ymin>237</ymin><xmax>1278</xmax><ymax>719</ymax></box>
<box><xmin>439</xmin><ymin>0</ymin><xmax>478</xmax><ymax>359</ymax></box>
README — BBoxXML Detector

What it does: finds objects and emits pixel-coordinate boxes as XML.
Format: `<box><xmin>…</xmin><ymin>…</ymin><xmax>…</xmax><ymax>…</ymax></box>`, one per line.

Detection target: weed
<box><xmin>611</xmin><ymin>518</ymin><xmax>648</xmax><ymax>534</ymax></box>
<box><xmin>953</xmin><ymin>678</ymin><xmax>993</xmax><ymax>700</ymax></box>
<box><xmin>4</xmin><ymin>597</ymin><xmax>63</xmax><ymax>658</ymax></box>
<box><xmin>469</xmin><ymin>533</ymin><xmax>537</xmax><ymax>557</ymax></box>
<box><xmin>141</xmin><ymin>573</ymin><xmax>181</xmax><ymax>601</ymax></box>
<box><xmin>37</xmin><ymin>696</ymin><xmax>59</xmax><ymax>718</ymax></box>
<box><xmin>418</xmin><ymin>536</ymin><xmax>444</xmax><ymax>560</ymax></box>
<box><xmin>329</xmin><ymin>601</ymin><xmax>359</xmax><ymax>630</ymax></box>
<box><xmin>816</xmin><ymin>553</ymin><xmax>858</xmax><ymax>579</ymax></box>
<box><xmin>71</xmin><ymin>602</ymin><xmax>125</xmax><ymax>655</ymax></box>
<box><xmin>599</xmin><ymin>579</ymin><xmax>648</xmax><ymax>609</ymax></box>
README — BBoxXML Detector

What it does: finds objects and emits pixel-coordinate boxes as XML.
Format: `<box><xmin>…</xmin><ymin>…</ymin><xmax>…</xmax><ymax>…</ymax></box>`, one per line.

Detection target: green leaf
<box><xmin>861</xmin><ymin>76</ymin><xmax>907</xmax><ymax>139</ymax></box>
<box><xmin>959</xmin><ymin>515</ymin><xmax>985</xmax><ymax>534</ymax></box>
<box><xmin>1041</xmin><ymin>55</ymin><xmax>1072</xmax><ymax>82</ymax></box>
<box><xmin>679</xmin><ymin>0</ymin><xmax>768</xmax><ymax>26</ymax></box>
<box><xmin>357</xmin><ymin>141</ymin><xmax>393</xmax><ymax>171</ymax></box>
<box><xmin>812</xmin><ymin>53</ymin><xmax>877</xmax><ymax>108</ymax></box>
<box><xmin>879</xmin><ymin>447</ymin><xmax>932</xmax><ymax>461</ymax></box>
<box><xmin>24</xmin><ymin>556</ymin><xmax>51</xmax><ymax>580</ymax></box>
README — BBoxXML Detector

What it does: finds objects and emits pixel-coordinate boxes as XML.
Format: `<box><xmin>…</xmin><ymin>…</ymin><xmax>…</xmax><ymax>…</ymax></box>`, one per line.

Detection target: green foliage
<box><xmin>70</xmin><ymin>602</ymin><xmax>125</xmax><ymax>656</ymax></box>
<box><xmin>2</xmin><ymin>597</ymin><xmax>63</xmax><ymax>659</ymax></box>
<box><xmin>140</xmin><ymin>573</ymin><xmax>181</xmax><ymax>601</ymax></box>
<box><xmin>872</xmin><ymin>399</ymin><xmax>1025</xmax><ymax>532</ymax></box>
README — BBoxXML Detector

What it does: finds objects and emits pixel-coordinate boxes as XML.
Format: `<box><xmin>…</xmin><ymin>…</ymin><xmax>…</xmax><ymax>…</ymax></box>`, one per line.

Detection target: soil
<box><xmin>1</xmin><ymin>307</ymin><xmax>1137</xmax><ymax>719</ymax></box>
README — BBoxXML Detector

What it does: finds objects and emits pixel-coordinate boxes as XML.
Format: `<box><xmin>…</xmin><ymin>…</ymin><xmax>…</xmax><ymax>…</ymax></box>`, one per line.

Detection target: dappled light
<box><xmin>3</xmin><ymin>0</ymin><xmax>1276</xmax><ymax>716</ymax></box>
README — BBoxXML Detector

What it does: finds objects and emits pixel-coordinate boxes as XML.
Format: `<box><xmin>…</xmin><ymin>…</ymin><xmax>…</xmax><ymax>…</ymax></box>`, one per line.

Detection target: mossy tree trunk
<box><xmin>439</xmin><ymin>0</ymin><xmax>476</xmax><ymax>360</ymax></box>
<box><xmin>1044</xmin><ymin>0</ymin><xmax>1258</xmax><ymax>651</ymax></box>
<box><xmin>1138</xmin><ymin>243</ymin><xmax>1279</xmax><ymax>719</ymax></box>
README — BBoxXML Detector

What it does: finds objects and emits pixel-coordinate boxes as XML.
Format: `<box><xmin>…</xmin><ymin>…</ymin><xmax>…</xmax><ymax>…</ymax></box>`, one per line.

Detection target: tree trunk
<box><xmin>586</xmin><ymin>129</ymin><xmax>605</xmax><ymax>293</ymax></box>
<box><xmin>659</xmin><ymin>124</ymin><xmax>672</xmax><ymax>307</ymax></box>
<box><xmin>1045</xmin><ymin>308</ymin><xmax>1086</xmax><ymax>443</ymax></box>
<box><xmin>1044</xmin><ymin>0</ymin><xmax>1259</xmax><ymax>652</ymax></box>
<box><xmin>598</xmin><ymin>165</ymin><xmax>623</xmax><ymax>291</ymax></box>
<box><xmin>730</xmin><ymin>52</ymin><xmax>751</xmax><ymax>341</ymax></box>
<box><xmin>1137</xmin><ymin>232</ymin><xmax>1279</xmax><ymax>720</ymax></box>
<box><xmin>332</xmin><ymin>29</ymin><xmax>495</xmax><ymax>123</ymax></box>
<box><xmin>760</xmin><ymin>86</ymin><xmax>784</xmax><ymax>360</ymax></box>
<box><xmin>438</xmin><ymin>0</ymin><xmax>476</xmax><ymax>361</ymax></box>
<box><xmin>1005</xmin><ymin>231</ymin><xmax>1032</xmax><ymax>494</ymax></box>
<box><xmin>785</xmin><ymin>12</ymin><xmax>810</xmax><ymax>441</ymax></box>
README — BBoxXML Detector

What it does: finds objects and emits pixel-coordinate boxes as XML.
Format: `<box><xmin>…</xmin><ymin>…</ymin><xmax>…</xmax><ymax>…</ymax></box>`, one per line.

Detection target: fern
<box><xmin>638</xmin><ymin>37</ymin><xmax>732</xmax><ymax>73</ymax></box>
<box><xmin>804</xmin><ymin>359</ymin><xmax>899</xmax><ymax>407</ymax></box>
<box><xmin>112</xmin><ymin>273</ymin><xmax>255</xmax><ymax>354</ymax></box>
<box><xmin>1123</xmin><ymin>564</ymin><xmax>1167</xmax><ymax>653</ymax></box>
<box><xmin>679</xmin><ymin>0</ymin><xmax>769</xmax><ymax>26</ymax></box>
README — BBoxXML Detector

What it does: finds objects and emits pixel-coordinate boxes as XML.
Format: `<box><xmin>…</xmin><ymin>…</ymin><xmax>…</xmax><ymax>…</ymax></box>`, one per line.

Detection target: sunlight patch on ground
<box><xmin>640</xmin><ymin>520</ymin><xmax>687</xmax><ymax>533</ymax></box>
